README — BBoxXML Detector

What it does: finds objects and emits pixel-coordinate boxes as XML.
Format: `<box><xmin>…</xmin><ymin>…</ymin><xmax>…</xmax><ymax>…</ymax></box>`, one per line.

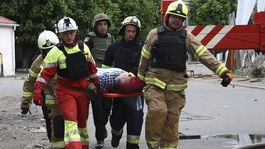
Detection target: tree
<box><xmin>190</xmin><ymin>0</ymin><xmax>237</xmax><ymax>25</ymax></box>
<box><xmin>0</xmin><ymin>0</ymin><xmax>161</xmax><ymax>68</ymax></box>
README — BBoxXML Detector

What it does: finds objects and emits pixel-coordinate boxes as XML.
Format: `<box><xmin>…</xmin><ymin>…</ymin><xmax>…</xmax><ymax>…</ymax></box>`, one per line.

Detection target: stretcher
<box><xmin>99</xmin><ymin>91</ymin><xmax>142</xmax><ymax>98</ymax></box>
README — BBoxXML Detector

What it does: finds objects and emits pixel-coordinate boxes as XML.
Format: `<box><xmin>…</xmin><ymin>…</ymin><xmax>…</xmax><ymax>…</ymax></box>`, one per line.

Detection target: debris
<box><xmin>237</xmin><ymin>78</ymin><xmax>250</xmax><ymax>82</ymax></box>
<box><xmin>249</xmin><ymin>78</ymin><xmax>262</xmax><ymax>83</ymax></box>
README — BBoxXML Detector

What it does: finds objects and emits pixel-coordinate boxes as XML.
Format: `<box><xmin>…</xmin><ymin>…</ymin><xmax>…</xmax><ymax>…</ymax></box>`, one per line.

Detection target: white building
<box><xmin>0</xmin><ymin>16</ymin><xmax>19</xmax><ymax>76</ymax></box>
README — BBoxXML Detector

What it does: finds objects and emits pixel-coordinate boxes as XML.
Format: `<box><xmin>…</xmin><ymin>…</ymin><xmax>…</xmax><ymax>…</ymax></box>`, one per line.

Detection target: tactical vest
<box><xmin>113</xmin><ymin>41</ymin><xmax>141</xmax><ymax>73</ymax></box>
<box><xmin>151</xmin><ymin>26</ymin><xmax>187</xmax><ymax>72</ymax></box>
<box><xmin>88</xmin><ymin>32</ymin><xmax>112</xmax><ymax>67</ymax></box>
<box><xmin>56</xmin><ymin>42</ymin><xmax>89</xmax><ymax>80</ymax></box>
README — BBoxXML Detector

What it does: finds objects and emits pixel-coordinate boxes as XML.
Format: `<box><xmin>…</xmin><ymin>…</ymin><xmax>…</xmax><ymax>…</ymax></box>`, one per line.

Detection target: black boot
<box><xmin>111</xmin><ymin>135</ymin><xmax>121</xmax><ymax>148</ymax></box>
<box><xmin>95</xmin><ymin>140</ymin><xmax>104</xmax><ymax>149</ymax></box>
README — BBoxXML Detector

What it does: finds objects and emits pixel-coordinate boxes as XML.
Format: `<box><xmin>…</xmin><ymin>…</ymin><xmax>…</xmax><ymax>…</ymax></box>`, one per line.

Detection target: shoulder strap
<box><xmin>78</xmin><ymin>41</ymin><xmax>84</xmax><ymax>53</ymax></box>
<box><xmin>157</xmin><ymin>26</ymin><xmax>165</xmax><ymax>34</ymax></box>
<box><xmin>56</xmin><ymin>43</ymin><xmax>68</xmax><ymax>56</ymax></box>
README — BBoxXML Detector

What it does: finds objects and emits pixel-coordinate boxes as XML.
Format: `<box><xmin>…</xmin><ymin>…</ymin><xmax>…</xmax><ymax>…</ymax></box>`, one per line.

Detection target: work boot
<box><xmin>111</xmin><ymin>137</ymin><xmax>121</xmax><ymax>148</ymax></box>
<box><xmin>95</xmin><ymin>140</ymin><xmax>104</xmax><ymax>149</ymax></box>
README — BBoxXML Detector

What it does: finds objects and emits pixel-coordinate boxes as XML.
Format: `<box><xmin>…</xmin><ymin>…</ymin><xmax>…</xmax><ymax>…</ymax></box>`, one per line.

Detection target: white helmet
<box><xmin>38</xmin><ymin>30</ymin><xmax>59</xmax><ymax>50</ymax></box>
<box><xmin>57</xmin><ymin>16</ymin><xmax>78</xmax><ymax>33</ymax></box>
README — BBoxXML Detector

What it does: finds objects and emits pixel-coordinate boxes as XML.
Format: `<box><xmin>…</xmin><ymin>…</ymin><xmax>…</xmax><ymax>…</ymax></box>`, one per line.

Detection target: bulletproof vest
<box><xmin>113</xmin><ymin>41</ymin><xmax>141</xmax><ymax>72</ymax></box>
<box><xmin>88</xmin><ymin>32</ymin><xmax>112</xmax><ymax>66</ymax></box>
<box><xmin>151</xmin><ymin>26</ymin><xmax>187</xmax><ymax>72</ymax></box>
<box><xmin>56</xmin><ymin>42</ymin><xmax>89</xmax><ymax>80</ymax></box>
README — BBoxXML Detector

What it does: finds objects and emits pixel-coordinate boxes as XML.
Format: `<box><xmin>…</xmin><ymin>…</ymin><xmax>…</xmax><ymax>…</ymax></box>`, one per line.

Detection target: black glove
<box><xmin>21</xmin><ymin>107</ymin><xmax>29</xmax><ymax>114</ymax></box>
<box><xmin>221</xmin><ymin>72</ymin><xmax>233</xmax><ymax>87</ymax></box>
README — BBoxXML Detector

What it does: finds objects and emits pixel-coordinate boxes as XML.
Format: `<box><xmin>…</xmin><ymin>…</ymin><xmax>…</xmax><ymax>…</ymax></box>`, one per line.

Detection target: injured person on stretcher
<box><xmin>89</xmin><ymin>68</ymin><xmax>145</xmax><ymax>97</ymax></box>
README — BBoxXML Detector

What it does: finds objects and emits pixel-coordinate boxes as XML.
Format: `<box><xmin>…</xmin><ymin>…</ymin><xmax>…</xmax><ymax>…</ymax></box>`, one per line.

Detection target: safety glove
<box><xmin>21</xmin><ymin>107</ymin><xmax>29</xmax><ymax>114</ymax></box>
<box><xmin>221</xmin><ymin>72</ymin><xmax>233</xmax><ymax>87</ymax></box>
<box><xmin>33</xmin><ymin>81</ymin><xmax>46</xmax><ymax>106</ymax></box>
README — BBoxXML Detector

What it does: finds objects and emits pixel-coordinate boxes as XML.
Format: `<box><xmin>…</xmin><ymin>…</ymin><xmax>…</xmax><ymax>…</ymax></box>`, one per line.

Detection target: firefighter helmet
<box><xmin>38</xmin><ymin>30</ymin><xmax>59</xmax><ymax>50</ymax></box>
<box><xmin>165</xmin><ymin>0</ymin><xmax>188</xmax><ymax>19</ymax></box>
<box><xmin>57</xmin><ymin>16</ymin><xmax>78</xmax><ymax>33</ymax></box>
<box><xmin>119</xmin><ymin>16</ymin><xmax>141</xmax><ymax>35</ymax></box>
<box><xmin>93</xmin><ymin>13</ymin><xmax>111</xmax><ymax>29</ymax></box>
<box><xmin>38</xmin><ymin>30</ymin><xmax>59</xmax><ymax>57</ymax></box>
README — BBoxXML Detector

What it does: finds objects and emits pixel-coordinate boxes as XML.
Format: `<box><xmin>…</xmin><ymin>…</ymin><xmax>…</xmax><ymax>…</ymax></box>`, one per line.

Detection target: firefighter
<box><xmin>138</xmin><ymin>1</ymin><xmax>233</xmax><ymax>149</ymax></box>
<box><xmin>20</xmin><ymin>30</ymin><xmax>65</xmax><ymax>148</ymax></box>
<box><xmin>33</xmin><ymin>16</ymin><xmax>98</xmax><ymax>149</ymax></box>
<box><xmin>83</xmin><ymin>13</ymin><xmax>114</xmax><ymax>149</ymax></box>
<box><xmin>102</xmin><ymin>16</ymin><xmax>144</xmax><ymax>149</ymax></box>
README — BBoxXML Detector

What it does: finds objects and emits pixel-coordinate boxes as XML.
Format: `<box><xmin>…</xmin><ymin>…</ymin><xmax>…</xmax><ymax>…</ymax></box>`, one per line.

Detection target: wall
<box><xmin>0</xmin><ymin>26</ymin><xmax>16</xmax><ymax>76</ymax></box>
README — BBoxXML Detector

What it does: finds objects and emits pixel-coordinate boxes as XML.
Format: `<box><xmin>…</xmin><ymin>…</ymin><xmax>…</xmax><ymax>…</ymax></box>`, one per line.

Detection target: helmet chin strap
<box><xmin>62</xmin><ymin>38</ymin><xmax>78</xmax><ymax>48</ymax></box>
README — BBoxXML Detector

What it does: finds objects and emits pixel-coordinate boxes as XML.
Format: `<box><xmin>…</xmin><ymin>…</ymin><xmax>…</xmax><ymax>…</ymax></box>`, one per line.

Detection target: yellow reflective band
<box><xmin>145</xmin><ymin>77</ymin><xmax>166</xmax><ymax>89</ymax></box>
<box><xmin>29</xmin><ymin>69</ymin><xmax>38</xmax><ymax>78</ymax></box>
<box><xmin>166</xmin><ymin>83</ymin><xmax>188</xmax><ymax>91</ymax></box>
<box><xmin>147</xmin><ymin>140</ymin><xmax>160</xmax><ymax>148</ymax></box>
<box><xmin>59</xmin><ymin>63</ymin><xmax>66</xmax><ymax>69</ymax></box>
<box><xmin>194</xmin><ymin>45</ymin><xmax>207</xmax><ymax>60</ymax></box>
<box><xmin>51</xmin><ymin>140</ymin><xmax>65</xmax><ymax>149</ymax></box>
<box><xmin>129</xmin><ymin>72</ymin><xmax>135</xmax><ymax>77</ymax></box>
<box><xmin>127</xmin><ymin>138</ymin><xmax>140</xmax><ymax>144</ymax></box>
<box><xmin>141</xmin><ymin>47</ymin><xmax>151</xmax><ymax>59</ymax></box>
<box><xmin>137</xmin><ymin>73</ymin><xmax>145</xmax><ymax>81</ymax></box>
<box><xmin>43</xmin><ymin>61</ymin><xmax>58</xmax><ymax>68</ymax></box>
<box><xmin>102</xmin><ymin>64</ymin><xmax>112</xmax><ymax>68</ymax></box>
<box><xmin>160</xmin><ymin>147</ymin><xmax>177</xmax><ymax>149</ymax></box>
<box><xmin>64</xmin><ymin>120</ymin><xmax>81</xmax><ymax>145</ymax></box>
<box><xmin>216</xmin><ymin>64</ymin><xmax>227</xmax><ymax>77</ymax></box>
<box><xmin>112</xmin><ymin>128</ymin><xmax>123</xmax><ymax>136</ymax></box>
<box><xmin>45</xmin><ymin>99</ymin><xmax>56</xmax><ymax>105</ymax></box>
<box><xmin>23</xmin><ymin>92</ymin><xmax>33</xmax><ymax>97</ymax></box>
<box><xmin>127</xmin><ymin>134</ymin><xmax>140</xmax><ymax>144</ymax></box>
<box><xmin>78</xmin><ymin>127</ymin><xmax>89</xmax><ymax>145</ymax></box>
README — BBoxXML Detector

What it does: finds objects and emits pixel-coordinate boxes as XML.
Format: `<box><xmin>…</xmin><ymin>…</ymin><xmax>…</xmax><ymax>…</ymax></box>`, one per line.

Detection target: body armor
<box><xmin>151</xmin><ymin>26</ymin><xmax>187</xmax><ymax>72</ymax></box>
<box><xmin>88</xmin><ymin>32</ymin><xmax>112</xmax><ymax>65</ymax></box>
<box><xmin>57</xmin><ymin>42</ymin><xmax>89</xmax><ymax>80</ymax></box>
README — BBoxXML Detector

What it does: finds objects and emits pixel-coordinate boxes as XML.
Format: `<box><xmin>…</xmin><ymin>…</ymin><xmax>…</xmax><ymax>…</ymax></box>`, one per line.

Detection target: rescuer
<box><xmin>84</xmin><ymin>13</ymin><xmax>114</xmax><ymax>149</ymax></box>
<box><xmin>20</xmin><ymin>30</ymin><xmax>65</xmax><ymax>148</ymax></box>
<box><xmin>33</xmin><ymin>17</ymin><xmax>98</xmax><ymax>149</ymax></box>
<box><xmin>138</xmin><ymin>1</ymin><xmax>233</xmax><ymax>149</ymax></box>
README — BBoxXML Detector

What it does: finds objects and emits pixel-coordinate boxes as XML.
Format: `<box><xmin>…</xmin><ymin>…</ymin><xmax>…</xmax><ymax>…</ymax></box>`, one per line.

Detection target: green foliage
<box><xmin>190</xmin><ymin>0</ymin><xmax>237</xmax><ymax>25</ymax></box>
<box><xmin>0</xmin><ymin>0</ymin><xmax>161</xmax><ymax>48</ymax></box>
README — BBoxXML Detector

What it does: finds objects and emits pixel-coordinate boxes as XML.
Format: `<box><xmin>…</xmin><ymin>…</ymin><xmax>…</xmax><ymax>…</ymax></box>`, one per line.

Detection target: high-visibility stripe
<box><xmin>194</xmin><ymin>45</ymin><xmax>207</xmax><ymax>60</ymax></box>
<box><xmin>145</xmin><ymin>77</ymin><xmax>166</xmax><ymax>89</ymax></box>
<box><xmin>166</xmin><ymin>83</ymin><xmax>187</xmax><ymax>91</ymax></box>
<box><xmin>216</xmin><ymin>64</ymin><xmax>227</xmax><ymax>77</ymax></box>
<box><xmin>141</xmin><ymin>47</ymin><xmax>151</xmax><ymax>59</ymax></box>
<box><xmin>29</xmin><ymin>69</ymin><xmax>38</xmax><ymax>78</ymax></box>
<box><xmin>23</xmin><ymin>91</ymin><xmax>33</xmax><ymax>97</ymax></box>
<box><xmin>64</xmin><ymin>120</ymin><xmax>81</xmax><ymax>145</ymax></box>
<box><xmin>78</xmin><ymin>127</ymin><xmax>89</xmax><ymax>145</ymax></box>
<box><xmin>45</xmin><ymin>99</ymin><xmax>56</xmax><ymax>105</ymax></box>
<box><xmin>102</xmin><ymin>64</ymin><xmax>112</xmax><ymax>68</ymax></box>
<box><xmin>147</xmin><ymin>140</ymin><xmax>160</xmax><ymax>148</ymax></box>
<box><xmin>129</xmin><ymin>72</ymin><xmax>135</xmax><ymax>77</ymax></box>
<box><xmin>112</xmin><ymin>128</ymin><xmax>123</xmax><ymax>136</ymax></box>
<box><xmin>51</xmin><ymin>140</ymin><xmax>65</xmax><ymax>149</ymax></box>
<box><xmin>160</xmin><ymin>147</ymin><xmax>177</xmax><ymax>149</ymax></box>
<box><xmin>127</xmin><ymin>134</ymin><xmax>140</xmax><ymax>144</ymax></box>
<box><xmin>89</xmin><ymin>73</ymin><xmax>97</xmax><ymax>78</ymax></box>
<box><xmin>43</xmin><ymin>62</ymin><xmax>58</xmax><ymax>68</ymax></box>
<box><xmin>36</xmin><ymin>77</ymin><xmax>48</xmax><ymax>85</ymax></box>
<box><xmin>137</xmin><ymin>73</ymin><xmax>145</xmax><ymax>81</ymax></box>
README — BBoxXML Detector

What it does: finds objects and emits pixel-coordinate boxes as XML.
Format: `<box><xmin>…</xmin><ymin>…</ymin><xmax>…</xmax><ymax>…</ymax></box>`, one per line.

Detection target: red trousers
<box><xmin>56</xmin><ymin>84</ymin><xmax>90</xmax><ymax>149</ymax></box>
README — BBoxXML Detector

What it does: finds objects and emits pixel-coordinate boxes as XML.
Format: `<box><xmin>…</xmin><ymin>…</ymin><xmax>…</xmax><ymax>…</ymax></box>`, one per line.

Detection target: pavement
<box><xmin>14</xmin><ymin>64</ymin><xmax>265</xmax><ymax>149</ymax></box>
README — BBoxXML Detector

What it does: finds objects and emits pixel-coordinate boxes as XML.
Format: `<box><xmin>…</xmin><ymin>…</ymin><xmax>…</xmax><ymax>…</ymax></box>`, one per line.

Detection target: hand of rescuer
<box><xmin>221</xmin><ymin>72</ymin><xmax>233</xmax><ymax>87</ymax></box>
<box><xmin>33</xmin><ymin>81</ymin><xmax>46</xmax><ymax>106</ymax></box>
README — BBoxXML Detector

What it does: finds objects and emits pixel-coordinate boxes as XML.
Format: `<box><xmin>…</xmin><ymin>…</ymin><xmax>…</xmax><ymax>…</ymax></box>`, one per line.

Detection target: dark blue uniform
<box><xmin>103</xmin><ymin>38</ymin><xmax>144</xmax><ymax>149</ymax></box>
